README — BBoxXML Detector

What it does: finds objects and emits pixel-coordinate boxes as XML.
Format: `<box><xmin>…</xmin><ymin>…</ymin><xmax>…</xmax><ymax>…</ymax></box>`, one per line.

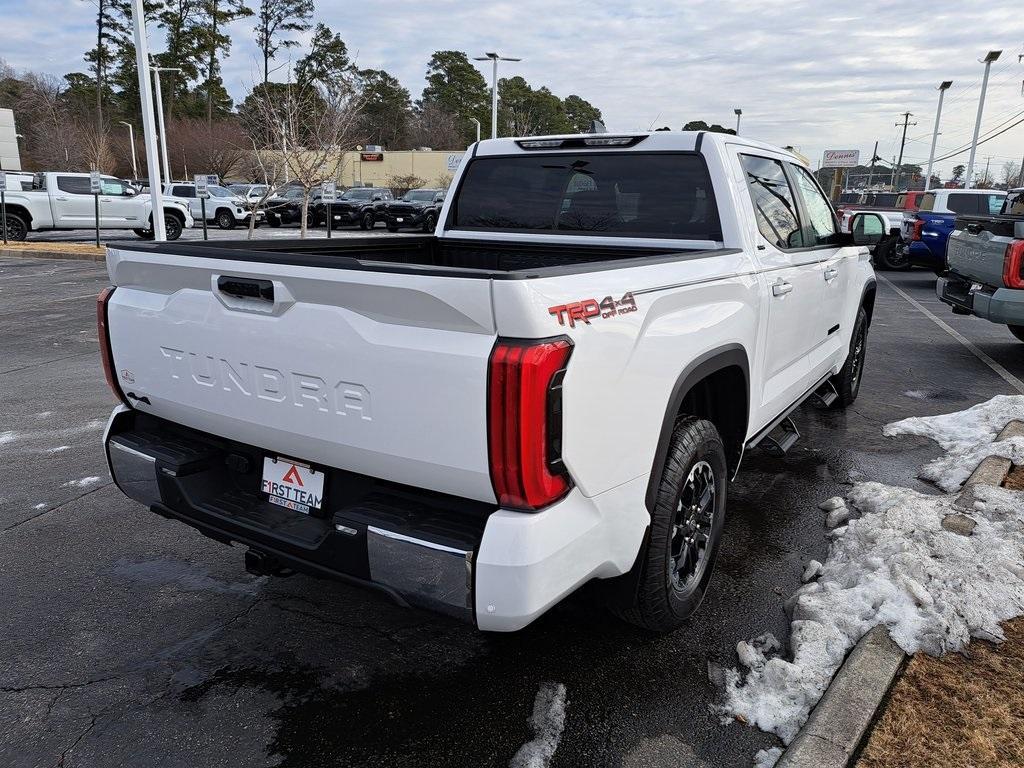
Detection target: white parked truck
<box><xmin>1</xmin><ymin>172</ymin><xmax>193</xmax><ymax>241</ymax></box>
<box><xmin>99</xmin><ymin>132</ymin><xmax>882</xmax><ymax>632</ymax></box>
<box><xmin>164</xmin><ymin>182</ymin><xmax>263</xmax><ymax>230</ymax></box>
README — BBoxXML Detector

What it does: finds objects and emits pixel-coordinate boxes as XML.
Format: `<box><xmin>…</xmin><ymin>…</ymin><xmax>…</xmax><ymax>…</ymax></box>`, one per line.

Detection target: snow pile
<box><xmin>753</xmin><ymin>747</ymin><xmax>782</xmax><ymax>768</ymax></box>
<box><xmin>885</xmin><ymin>394</ymin><xmax>1024</xmax><ymax>491</ymax></box>
<box><xmin>510</xmin><ymin>682</ymin><xmax>567</xmax><ymax>768</ymax></box>
<box><xmin>718</xmin><ymin>395</ymin><xmax>1024</xmax><ymax>746</ymax></box>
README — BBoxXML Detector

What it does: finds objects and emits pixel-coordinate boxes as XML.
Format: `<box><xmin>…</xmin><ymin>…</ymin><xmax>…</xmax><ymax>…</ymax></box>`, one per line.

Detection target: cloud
<box><xmin>3</xmin><ymin>0</ymin><xmax>1024</xmax><ymax>181</ymax></box>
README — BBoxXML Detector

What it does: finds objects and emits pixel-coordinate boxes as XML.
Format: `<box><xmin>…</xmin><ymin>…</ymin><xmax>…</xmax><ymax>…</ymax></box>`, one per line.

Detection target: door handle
<box><xmin>824</xmin><ymin>267</ymin><xmax>839</xmax><ymax>281</ymax></box>
<box><xmin>55</xmin><ymin>197</ymin><xmax>69</xmax><ymax>201</ymax></box>
<box><xmin>772</xmin><ymin>280</ymin><xmax>794</xmax><ymax>297</ymax></box>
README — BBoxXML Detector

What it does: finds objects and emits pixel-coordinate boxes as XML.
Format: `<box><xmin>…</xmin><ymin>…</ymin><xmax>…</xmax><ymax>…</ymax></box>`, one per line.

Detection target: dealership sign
<box><xmin>822</xmin><ymin>150</ymin><xmax>860</xmax><ymax>168</ymax></box>
<box><xmin>360</xmin><ymin>152</ymin><xmax>384</xmax><ymax>161</ymax></box>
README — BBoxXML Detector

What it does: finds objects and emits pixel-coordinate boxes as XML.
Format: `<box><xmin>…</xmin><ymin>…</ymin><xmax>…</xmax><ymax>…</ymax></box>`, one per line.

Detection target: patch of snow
<box><xmin>753</xmin><ymin>746</ymin><xmax>783</xmax><ymax>768</ymax></box>
<box><xmin>509</xmin><ymin>682</ymin><xmax>567</xmax><ymax>768</ymax></box>
<box><xmin>818</xmin><ymin>496</ymin><xmax>846</xmax><ymax>511</ymax></box>
<box><xmin>33</xmin><ymin>503</ymin><xmax>47</xmax><ymax>510</ymax></box>
<box><xmin>825</xmin><ymin>504</ymin><xmax>853</xmax><ymax>528</ymax></box>
<box><xmin>886</xmin><ymin>395</ymin><xmax>1024</xmax><ymax>491</ymax></box>
<box><xmin>801</xmin><ymin>560</ymin><xmax>823</xmax><ymax>583</ymax></box>
<box><xmin>0</xmin><ymin>431</ymin><xmax>19</xmax><ymax>445</ymax></box>
<box><xmin>35</xmin><ymin>411</ymin><xmax>53</xmax><ymax>419</ymax></box>
<box><xmin>718</xmin><ymin>395</ymin><xmax>1024</xmax><ymax>748</ymax></box>
<box><xmin>48</xmin><ymin>445</ymin><xmax>71</xmax><ymax>454</ymax></box>
<box><xmin>904</xmin><ymin>390</ymin><xmax>929</xmax><ymax>401</ymax></box>
<box><xmin>63</xmin><ymin>476</ymin><xmax>102</xmax><ymax>489</ymax></box>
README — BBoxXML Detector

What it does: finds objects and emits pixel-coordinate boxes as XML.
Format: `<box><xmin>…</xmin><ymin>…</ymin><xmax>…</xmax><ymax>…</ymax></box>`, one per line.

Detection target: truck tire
<box><xmin>1008</xmin><ymin>325</ymin><xmax>1024</xmax><ymax>343</ymax></box>
<box><xmin>873</xmin><ymin>235</ymin><xmax>908</xmax><ymax>270</ymax></box>
<box><xmin>2</xmin><ymin>212</ymin><xmax>28</xmax><ymax>242</ymax></box>
<box><xmin>360</xmin><ymin>211</ymin><xmax>374</xmax><ymax>230</ymax></box>
<box><xmin>615</xmin><ymin>416</ymin><xmax>727</xmax><ymax>633</ymax></box>
<box><xmin>216</xmin><ymin>209</ymin><xmax>235</xmax><ymax>229</ymax></box>
<box><xmin>267</xmin><ymin>213</ymin><xmax>281</xmax><ymax>228</ymax></box>
<box><xmin>422</xmin><ymin>212</ymin><xmax>437</xmax><ymax>233</ymax></box>
<box><xmin>133</xmin><ymin>213</ymin><xmax>183</xmax><ymax>241</ymax></box>
<box><xmin>830</xmin><ymin>307</ymin><xmax>868</xmax><ymax>407</ymax></box>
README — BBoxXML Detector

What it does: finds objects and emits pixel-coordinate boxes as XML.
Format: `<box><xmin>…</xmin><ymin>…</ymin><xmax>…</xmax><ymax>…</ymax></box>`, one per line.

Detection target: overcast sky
<box><xmin>4</xmin><ymin>0</ymin><xmax>1024</xmax><ymax>183</ymax></box>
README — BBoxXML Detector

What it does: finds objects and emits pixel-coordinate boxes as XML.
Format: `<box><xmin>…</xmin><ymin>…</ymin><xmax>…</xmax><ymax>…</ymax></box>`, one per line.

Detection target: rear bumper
<box><xmin>902</xmin><ymin>240</ymin><xmax>945</xmax><ymax>269</ymax></box>
<box><xmin>937</xmin><ymin>275</ymin><xmax>1024</xmax><ymax>325</ymax></box>
<box><xmin>103</xmin><ymin>407</ymin><xmax>649</xmax><ymax>631</ymax></box>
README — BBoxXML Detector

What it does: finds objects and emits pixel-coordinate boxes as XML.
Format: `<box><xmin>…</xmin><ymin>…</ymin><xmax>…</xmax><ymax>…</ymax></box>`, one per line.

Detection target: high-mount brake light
<box><xmin>97</xmin><ymin>287</ymin><xmax>130</xmax><ymax>406</ymax></box>
<box><xmin>583</xmin><ymin>136</ymin><xmax>634</xmax><ymax>146</ymax></box>
<box><xmin>1003</xmin><ymin>240</ymin><xmax>1024</xmax><ymax>289</ymax></box>
<box><xmin>518</xmin><ymin>139</ymin><xmax>564</xmax><ymax>149</ymax></box>
<box><xmin>488</xmin><ymin>337</ymin><xmax>573</xmax><ymax>510</ymax></box>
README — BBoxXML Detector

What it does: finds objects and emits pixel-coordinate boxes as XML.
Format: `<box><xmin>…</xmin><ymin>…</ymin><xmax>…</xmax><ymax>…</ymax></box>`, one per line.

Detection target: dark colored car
<box><xmin>264</xmin><ymin>186</ymin><xmax>317</xmax><ymax>227</ymax></box>
<box><xmin>316</xmin><ymin>187</ymin><xmax>393</xmax><ymax>230</ymax></box>
<box><xmin>384</xmin><ymin>188</ymin><xmax>447</xmax><ymax>232</ymax></box>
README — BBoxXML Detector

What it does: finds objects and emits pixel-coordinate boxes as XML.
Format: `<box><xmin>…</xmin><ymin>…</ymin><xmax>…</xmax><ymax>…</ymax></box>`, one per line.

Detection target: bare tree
<box><xmin>384</xmin><ymin>173</ymin><xmax>426</xmax><ymax>197</ymax></box>
<box><xmin>14</xmin><ymin>72</ymin><xmax>81</xmax><ymax>170</ymax></box>
<box><xmin>242</xmin><ymin>78</ymin><xmax>366</xmax><ymax>237</ymax></box>
<box><xmin>408</xmin><ymin>103</ymin><xmax>461</xmax><ymax>150</ymax></box>
<box><xmin>78</xmin><ymin>122</ymin><xmax>117</xmax><ymax>172</ymax></box>
<box><xmin>1002</xmin><ymin>160</ymin><xmax>1022</xmax><ymax>189</ymax></box>
<box><xmin>168</xmin><ymin>118</ymin><xmax>248</xmax><ymax>180</ymax></box>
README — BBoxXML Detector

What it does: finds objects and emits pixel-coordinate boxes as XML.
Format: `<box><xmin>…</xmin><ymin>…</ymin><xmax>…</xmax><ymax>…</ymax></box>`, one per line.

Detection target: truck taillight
<box><xmin>97</xmin><ymin>287</ymin><xmax>129</xmax><ymax>406</ymax></box>
<box><xmin>1003</xmin><ymin>241</ymin><xmax>1024</xmax><ymax>289</ymax></box>
<box><xmin>488</xmin><ymin>337</ymin><xmax>573</xmax><ymax>510</ymax></box>
<box><xmin>911</xmin><ymin>220</ymin><xmax>924</xmax><ymax>241</ymax></box>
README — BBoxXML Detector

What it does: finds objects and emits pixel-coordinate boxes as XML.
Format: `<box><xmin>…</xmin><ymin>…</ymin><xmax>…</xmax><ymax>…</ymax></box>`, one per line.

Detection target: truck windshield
<box><xmin>404</xmin><ymin>190</ymin><xmax>437</xmax><ymax>201</ymax></box>
<box><xmin>452</xmin><ymin>153</ymin><xmax>721</xmax><ymax>240</ymax></box>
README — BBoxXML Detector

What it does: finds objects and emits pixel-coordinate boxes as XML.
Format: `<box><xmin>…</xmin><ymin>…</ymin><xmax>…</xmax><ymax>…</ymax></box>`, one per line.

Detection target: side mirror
<box><xmin>124</xmin><ymin>187</ymin><xmax>137</xmax><ymax>196</ymax></box>
<box><xmin>372</xmin><ymin>194</ymin><xmax>383</xmax><ymax>201</ymax></box>
<box><xmin>851</xmin><ymin>212</ymin><xmax>886</xmax><ymax>246</ymax></box>
<box><xmin>434</xmin><ymin>196</ymin><xmax>444</xmax><ymax>203</ymax></box>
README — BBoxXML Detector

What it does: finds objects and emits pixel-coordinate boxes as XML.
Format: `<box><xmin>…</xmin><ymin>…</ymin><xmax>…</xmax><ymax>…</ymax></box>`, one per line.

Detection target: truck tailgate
<box><xmin>104</xmin><ymin>245</ymin><xmax>498</xmax><ymax>502</ymax></box>
<box><xmin>947</xmin><ymin>227</ymin><xmax>1011</xmax><ymax>287</ymax></box>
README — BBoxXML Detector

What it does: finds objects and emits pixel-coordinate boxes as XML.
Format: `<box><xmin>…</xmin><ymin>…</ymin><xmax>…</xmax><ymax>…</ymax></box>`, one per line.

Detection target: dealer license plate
<box><xmin>261</xmin><ymin>456</ymin><xmax>324</xmax><ymax>514</ymax></box>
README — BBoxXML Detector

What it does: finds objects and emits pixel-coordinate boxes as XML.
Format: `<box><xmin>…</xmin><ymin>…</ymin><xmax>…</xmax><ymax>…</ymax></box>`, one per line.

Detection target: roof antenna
<box><xmin>586</xmin><ymin>120</ymin><xmax>607</xmax><ymax>134</ymax></box>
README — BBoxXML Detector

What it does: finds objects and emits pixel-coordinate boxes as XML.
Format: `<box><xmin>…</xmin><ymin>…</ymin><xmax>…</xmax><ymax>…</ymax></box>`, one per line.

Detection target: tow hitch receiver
<box><xmin>244</xmin><ymin>549</ymin><xmax>294</xmax><ymax>578</ymax></box>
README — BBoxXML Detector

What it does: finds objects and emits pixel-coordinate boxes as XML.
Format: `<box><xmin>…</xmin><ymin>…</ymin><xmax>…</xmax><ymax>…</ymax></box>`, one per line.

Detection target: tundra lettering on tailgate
<box><xmin>159</xmin><ymin>347</ymin><xmax>372</xmax><ymax>420</ymax></box>
<box><xmin>549</xmin><ymin>292</ymin><xmax>638</xmax><ymax>328</ymax></box>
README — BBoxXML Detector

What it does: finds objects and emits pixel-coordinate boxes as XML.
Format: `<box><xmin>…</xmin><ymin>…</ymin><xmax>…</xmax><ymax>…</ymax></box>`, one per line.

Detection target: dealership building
<box><xmin>0</xmin><ymin>108</ymin><xmax>21</xmax><ymax>171</ymax></box>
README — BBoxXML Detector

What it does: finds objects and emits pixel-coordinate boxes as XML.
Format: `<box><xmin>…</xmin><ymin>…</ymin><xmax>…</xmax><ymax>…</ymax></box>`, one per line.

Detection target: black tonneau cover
<box><xmin>109</xmin><ymin>235</ymin><xmax>734</xmax><ymax>280</ymax></box>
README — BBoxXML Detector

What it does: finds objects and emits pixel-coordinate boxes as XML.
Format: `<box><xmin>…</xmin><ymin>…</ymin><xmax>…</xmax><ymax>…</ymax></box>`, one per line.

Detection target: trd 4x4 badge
<box><xmin>549</xmin><ymin>292</ymin><xmax>637</xmax><ymax>328</ymax></box>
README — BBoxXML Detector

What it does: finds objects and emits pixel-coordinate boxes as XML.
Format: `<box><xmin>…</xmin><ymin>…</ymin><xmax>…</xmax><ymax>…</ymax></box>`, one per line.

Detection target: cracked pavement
<box><xmin>2</xmin><ymin>256</ymin><xmax>1023</xmax><ymax>767</ymax></box>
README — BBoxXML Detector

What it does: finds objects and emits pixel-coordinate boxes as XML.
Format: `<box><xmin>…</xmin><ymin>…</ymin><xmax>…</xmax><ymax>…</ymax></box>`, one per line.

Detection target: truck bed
<box><xmin>110</xmin><ymin>235</ymin><xmax>716</xmax><ymax>278</ymax></box>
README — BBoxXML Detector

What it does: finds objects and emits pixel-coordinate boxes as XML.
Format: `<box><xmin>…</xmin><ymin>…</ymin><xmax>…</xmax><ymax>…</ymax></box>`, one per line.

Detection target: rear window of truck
<box><xmin>451</xmin><ymin>153</ymin><xmax>722</xmax><ymax>240</ymax></box>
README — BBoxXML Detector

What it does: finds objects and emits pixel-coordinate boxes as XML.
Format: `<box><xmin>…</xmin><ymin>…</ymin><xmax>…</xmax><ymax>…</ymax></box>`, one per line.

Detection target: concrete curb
<box><xmin>776</xmin><ymin>420</ymin><xmax>1024</xmax><ymax>768</ymax></box>
<box><xmin>0</xmin><ymin>247</ymin><xmax>106</xmax><ymax>262</ymax></box>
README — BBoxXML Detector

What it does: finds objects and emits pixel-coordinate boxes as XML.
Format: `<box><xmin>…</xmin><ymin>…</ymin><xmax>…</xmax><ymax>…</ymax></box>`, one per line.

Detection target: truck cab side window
<box><xmin>56</xmin><ymin>176</ymin><xmax>92</xmax><ymax>195</ymax></box>
<box><xmin>172</xmin><ymin>185</ymin><xmax>195</xmax><ymax>198</ymax></box>
<box><xmin>740</xmin><ymin>155</ymin><xmax>803</xmax><ymax>249</ymax></box>
<box><xmin>790</xmin><ymin>165</ymin><xmax>838</xmax><ymax>246</ymax></box>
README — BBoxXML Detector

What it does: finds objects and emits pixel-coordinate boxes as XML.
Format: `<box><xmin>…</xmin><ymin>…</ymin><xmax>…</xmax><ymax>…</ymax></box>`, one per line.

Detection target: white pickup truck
<box><xmin>98</xmin><ymin>132</ymin><xmax>881</xmax><ymax>632</ymax></box>
<box><xmin>164</xmin><ymin>182</ymin><xmax>263</xmax><ymax>230</ymax></box>
<box><xmin>1</xmin><ymin>172</ymin><xmax>193</xmax><ymax>241</ymax></box>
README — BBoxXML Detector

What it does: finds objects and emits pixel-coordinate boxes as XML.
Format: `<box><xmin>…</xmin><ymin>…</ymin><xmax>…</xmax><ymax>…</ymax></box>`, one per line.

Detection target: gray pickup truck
<box><xmin>938</xmin><ymin>188</ymin><xmax>1024</xmax><ymax>341</ymax></box>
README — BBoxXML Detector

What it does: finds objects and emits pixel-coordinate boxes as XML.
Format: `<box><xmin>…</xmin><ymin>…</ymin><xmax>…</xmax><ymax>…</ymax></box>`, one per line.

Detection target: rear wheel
<box><xmin>614</xmin><ymin>417</ymin><xmax>727</xmax><ymax>633</ymax></box>
<box><xmin>163</xmin><ymin>214</ymin><xmax>183</xmax><ymax>241</ymax></box>
<box><xmin>1008</xmin><ymin>325</ymin><xmax>1024</xmax><ymax>343</ymax></box>
<box><xmin>2</xmin><ymin>212</ymin><xmax>28</xmax><ymax>242</ymax></box>
<box><xmin>216</xmin><ymin>209</ymin><xmax>235</xmax><ymax>229</ymax></box>
<box><xmin>831</xmin><ymin>307</ymin><xmax>868</xmax><ymax>407</ymax></box>
<box><xmin>873</xmin><ymin>235</ymin><xmax>909</xmax><ymax>270</ymax></box>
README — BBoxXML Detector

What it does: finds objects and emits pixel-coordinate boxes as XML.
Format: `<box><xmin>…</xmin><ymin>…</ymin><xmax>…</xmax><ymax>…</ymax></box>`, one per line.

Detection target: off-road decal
<box><xmin>549</xmin><ymin>292</ymin><xmax>637</xmax><ymax>327</ymax></box>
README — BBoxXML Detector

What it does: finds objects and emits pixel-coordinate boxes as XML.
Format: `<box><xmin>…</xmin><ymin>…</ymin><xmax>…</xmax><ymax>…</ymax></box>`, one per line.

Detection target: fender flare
<box><xmin>860</xmin><ymin>278</ymin><xmax>877</xmax><ymax>326</ymax></box>
<box><xmin>644</xmin><ymin>344</ymin><xmax>749</xmax><ymax>512</ymax></box>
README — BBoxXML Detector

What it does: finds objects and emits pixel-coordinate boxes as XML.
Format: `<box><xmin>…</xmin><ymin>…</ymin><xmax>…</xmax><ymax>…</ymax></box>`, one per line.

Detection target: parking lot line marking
<box><xmin>879</xmin><ymin>274</ymin><xmax>1024</xmax><ymax>396</ymax></box>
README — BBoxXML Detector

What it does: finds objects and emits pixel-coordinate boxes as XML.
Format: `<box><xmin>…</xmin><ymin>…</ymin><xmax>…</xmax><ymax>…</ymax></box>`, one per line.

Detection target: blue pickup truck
<box><xmin>898</xmin><ymin>189</ymin><xmax>1006</xmax><ymax>272</ymax></box>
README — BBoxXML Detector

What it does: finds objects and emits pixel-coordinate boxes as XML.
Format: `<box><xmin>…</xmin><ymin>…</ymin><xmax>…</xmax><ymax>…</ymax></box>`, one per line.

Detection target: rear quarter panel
<box><xmin>492</xmin><ymin>250</ymin><xmax>762</xmax><ymax>499</ymax></box>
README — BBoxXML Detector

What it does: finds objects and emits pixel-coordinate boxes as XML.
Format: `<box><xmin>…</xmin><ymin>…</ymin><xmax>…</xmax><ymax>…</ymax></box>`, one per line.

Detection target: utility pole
<box><xmin>983</xmin><ymin>155</ymin><xmax>992</xmax><ymax>188</ymax></box>
<box><xmin>734</xmin><ymin>108</ymin><xmax>742</xmax><ymax>136</ymax></box>
<box><xmin>130</xmin><ymin>0</ymin><xmax>165</xmax><ymax>240</ymax></box>
<box><xmin>866</xmin><ymin>140</ymin><xmax>879</xmax><ymax>189</ymax></box>
<box><xmin>894</xmin><ymin>112</ymin><xmax>917</xmax><ymax>191</ymax></box>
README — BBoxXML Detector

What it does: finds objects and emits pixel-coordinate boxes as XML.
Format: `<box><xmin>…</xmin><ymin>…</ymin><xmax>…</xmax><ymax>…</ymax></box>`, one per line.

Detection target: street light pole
<box><xmin>130</xmin><ymin>0</ymin><xmax>166</xmax><ymax>240</ymax></box>
<box><xmin>469</xmin><ymin>117</ymin><xmax>481</xmax><ymax>144</ymax></box>
<box><xmin>925</xmin><ymin>81</ymin><xmax>952</xmax><ymax>192</ymax></box>
<box><xmin>119</xmin><ymin>121</ymin><xmax>138</xmax><ymax>179</ymax></box>
<box><xmin>473</xmin><ymin>52</ymin><xmax>521</xmax><ymax>139</ymax></box>
<box><xmin>734</xmin><ymin>108</ymin><xmax>742</xmax><ymax>136</ymax></box>
<box><xmin>966</xmin><ymin>50</ymin><xmax>1001</xmax><ymax>190</ymax></box>
<box><xmin>151</xmin><ymin>64</ymin><xmax>181</xmax><ymax>187</ymax></box>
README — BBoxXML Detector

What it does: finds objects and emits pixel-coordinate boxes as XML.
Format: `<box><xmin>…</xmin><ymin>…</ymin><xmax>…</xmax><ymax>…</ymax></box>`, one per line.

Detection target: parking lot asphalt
<box><xmin>1</xmin><ymin>256</ymin><xmax>1021</xmax><ymax>768</ymax></box>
